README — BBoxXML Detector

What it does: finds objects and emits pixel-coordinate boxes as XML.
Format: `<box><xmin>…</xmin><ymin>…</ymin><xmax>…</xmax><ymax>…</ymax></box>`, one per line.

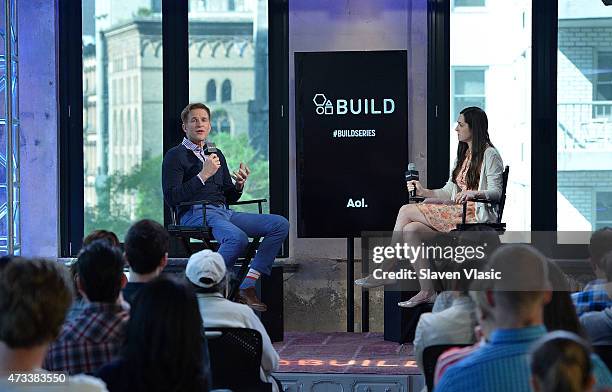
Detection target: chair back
<box><xmin>423</xmin><ymin>344</ymin><xmax>471</xmax><ymax>391</ymax></box>
<box><xmin>205</xmin><ymin>327</ymin><xmax>272</xmax><ymax>392</ymax></box>
<box><xmin>496</xmin><ymin>166</ymin><xmax>510</xmax><ymax>224</ymax></box>
<box><xmin>594</xmin><ymin>345</ymin><xmax>612</xmax><ymax>372</ymax></box>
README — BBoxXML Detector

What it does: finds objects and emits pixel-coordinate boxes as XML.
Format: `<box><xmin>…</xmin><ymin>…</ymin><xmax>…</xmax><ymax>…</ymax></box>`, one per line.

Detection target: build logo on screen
<box><xmin>313</xmin><ymin>93</ymin><xmax>395</xmax><ymax>116</ymax></box>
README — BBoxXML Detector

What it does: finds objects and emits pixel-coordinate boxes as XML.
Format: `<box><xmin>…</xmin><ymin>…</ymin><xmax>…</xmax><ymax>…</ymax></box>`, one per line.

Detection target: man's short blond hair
<box><xmin>0</xmin><ymin>259</ymin><xmax>73</xmax><ymax>348</ymax></box>
<box><xmin>485</xmin><ymin>244</ymin><xmax>550</xmax><ymax>313</ymax></box>
<box><xmin>180</xmin><ymin>103</ymin><xmax>211</xmax><ymax>123</ymax></box>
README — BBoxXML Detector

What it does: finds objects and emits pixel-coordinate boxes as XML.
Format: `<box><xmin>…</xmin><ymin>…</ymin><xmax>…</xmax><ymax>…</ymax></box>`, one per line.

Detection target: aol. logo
<box><xmin>347</xmin><ymin>198</ymin><xmax>368</xmax><ymax>208</ymax></box>
<box><xmin>313</xmin><ymin>93</ymin><xmax>334</xmax><ymax>115</ymax></box>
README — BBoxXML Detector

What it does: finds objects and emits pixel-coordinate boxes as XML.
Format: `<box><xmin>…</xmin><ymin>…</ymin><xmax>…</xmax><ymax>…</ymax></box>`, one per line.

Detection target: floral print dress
<box><xmin>416</xmin><ymin>151</ymin><xmax>477</xmax><ymax>232</ymax></box>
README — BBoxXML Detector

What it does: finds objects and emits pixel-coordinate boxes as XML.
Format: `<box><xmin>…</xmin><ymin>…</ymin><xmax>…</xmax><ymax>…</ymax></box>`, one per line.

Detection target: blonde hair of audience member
<box><xmin>0</xmin><ymin>259</ymin><xmax>73</xmax><ymax>373</ymax></box>
<box><xmin>482</xmin><ymin>244</ymin><xmax>552</xmax><ymax>329</ymax></box>
<box><xmin>530</xmin><ymin>331</ymin><xmax>595</xmax><ymax>392</ymax></box>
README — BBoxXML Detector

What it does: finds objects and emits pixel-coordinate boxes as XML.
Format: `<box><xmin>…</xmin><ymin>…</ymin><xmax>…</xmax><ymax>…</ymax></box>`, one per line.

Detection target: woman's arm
<box><xmin>432</xmin><ymin>177</ymin><xmax>456</xmax><ymax>200</ymax></box>
<box><xmin>478</xmin><ymin>149</ymin><xmax>504</xmax><ymax>202</ymax></box>
<box><xmin>408</xmin><ymin>180</ymin><xmax>436</xmax><ymax>198</ymax></box>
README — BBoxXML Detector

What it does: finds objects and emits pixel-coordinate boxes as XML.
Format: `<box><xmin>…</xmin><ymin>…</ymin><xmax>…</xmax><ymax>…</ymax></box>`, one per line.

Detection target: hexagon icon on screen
<box><xmin>313</xmin><ymin>93</ymin><xmax>333</xmax><ymax>115</ymax></box>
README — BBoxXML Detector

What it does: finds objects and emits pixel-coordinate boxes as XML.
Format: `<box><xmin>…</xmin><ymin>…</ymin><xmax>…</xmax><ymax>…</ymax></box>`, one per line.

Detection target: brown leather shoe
<box><xmin>237</xmin><ymin>287</ymin><xmax>268</xmax><ymax>312</ymax></box>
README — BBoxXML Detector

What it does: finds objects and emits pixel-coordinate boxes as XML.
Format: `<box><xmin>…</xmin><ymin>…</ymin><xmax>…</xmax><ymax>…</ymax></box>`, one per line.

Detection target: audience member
<box><xmin>412</xmin><ymin>252</ymin><xmax>487</xmax><ymax>373</ymax></box>
<box><xmin>122</xmin><ymin>219</ymin><xmax>169</xmax><ymax>303</ymax></box>
<box><xmin>83</xmin><ymin>230</ymin><xmax>121</xmax><ymax>248</ymax></box>
<box><xmin>542</xmin><ymin>260</ymin><xmax>611</xmax><ymax>382</ymax></box>
<box><xmin>530</xmin><ymin>331</ymin><xmax>595</xmax><ymax>392</ymax></box>
<box><xmin>545</xmin><ymin>260</ymin><xmax>586</xmax><ymax>337</ymax></box>
<box><xmin>0</xmin><ymin>255</ymin><xmax>22</xmax><ymax>271</ymax></box>
<box><xmin>67</xmin><ymin>230</ymin><xmax>122</xmax><ymax>321</ymax></box>
<box><xmin>44</xmin><ymin>241</ymin><xmax>129</xmax><ymax>375</ymax></box>
<box><xmin>434</xmin><ymin>289</ymin><xmax>496</xmax><ymax>386</ymax></box>
<box><xmin>0</xmin><ymin>258</ymin><xmax>108</xmax><ymax>391</ymax></box>
<box><xmin>185</xmin><ymin>249</ymin><xmax>280</xmax><ymax>391</ymax></box>
<box><xmin>96</xmin><ymin>276</ymin><xmax>210</xmax><ymax>392</ymax></box>
<box><xmin>413</xmin><ymin>228</ymin><xmax>499</xmax><ymax>390</ymax></box>
<box><xmin>580</xmin><ymin>252</ymin><xmax>612</xmax><ymax>345</ymax></box>
<box><xmin>437</xmin><ymin>244</ymin><xmax>612</xmax><ymax>392</ymax></box>
<box><xmin>572</xmin><ymin>227</ymin><xmax>612</xmax><ymax>316</ymax></box>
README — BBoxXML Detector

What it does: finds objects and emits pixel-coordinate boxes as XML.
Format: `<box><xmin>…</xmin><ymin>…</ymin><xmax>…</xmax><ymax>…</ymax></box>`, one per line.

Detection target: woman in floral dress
<box><xmin>355</xmin><ymin>106</ymin><xmax>504</xmax><ymax>307</ymax></box>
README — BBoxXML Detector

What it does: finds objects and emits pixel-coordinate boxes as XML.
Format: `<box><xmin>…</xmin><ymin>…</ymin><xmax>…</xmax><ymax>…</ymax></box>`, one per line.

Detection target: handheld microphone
<box><xmin>204</xmin><ymin>141</ymin><xmax>217</xmax><ymax>156</ymax></box>
<box><xmin>405</xmin><ymin>163</ymin><xmax>419</xmax><ymax>198</ymax></box>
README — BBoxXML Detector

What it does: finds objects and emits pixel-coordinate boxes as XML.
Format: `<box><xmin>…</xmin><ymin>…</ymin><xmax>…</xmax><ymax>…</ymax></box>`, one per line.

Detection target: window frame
<box><xmin>595</xmin><ymin>51</ymin><xmax>612</xmax><ymax>101</ymax></box>
<box><xmin>452</xmin><ymin>0</ymin><xmax>486</xmax><ymax>11</ymax></box>
<box><xmin>451</xmin><ymin>66</ymin><xmax>487</xmax><ymax>122</ymax></box>
<box><xmin>221</xmin><ymin>78</ymin><xmax>232</xmax><ymax>103</ymax></box>
<box><xmin>431</xmin><ymin>0</ymin><xmax>589</xmax><ymax>258</ymax></box>
<box><xmin>206</xmin><ymin>79</ymin><xmax>217</xmax><ymax>102</ymax></box>
<box><xmin>594</xmin><ymin>189</ymin><xmax>612</xmax><ymax>229</ymax></box>
<box><xmin>59</xmin><ymin>0</ymin><xmax>289</xmax><ymax>257</ymax></box>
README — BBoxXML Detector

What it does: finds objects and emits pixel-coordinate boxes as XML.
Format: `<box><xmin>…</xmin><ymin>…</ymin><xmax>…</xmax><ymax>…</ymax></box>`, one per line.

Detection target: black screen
<box><xmin>295</xmin><ymin>50</ymin><xmax>409</xmax><ymax>238</ymax></box>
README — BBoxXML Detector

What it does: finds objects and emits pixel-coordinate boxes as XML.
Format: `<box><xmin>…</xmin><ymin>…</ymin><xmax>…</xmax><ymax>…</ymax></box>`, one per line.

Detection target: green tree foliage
<box><xmin>212</xmin><ymin>132</ymin><xmax>270</xmax><ymax>212</ymax></box>
<box><xmin>84</xmin><ymin>132</ymin><xmax>269</xmax><ymax>239</ymax></box>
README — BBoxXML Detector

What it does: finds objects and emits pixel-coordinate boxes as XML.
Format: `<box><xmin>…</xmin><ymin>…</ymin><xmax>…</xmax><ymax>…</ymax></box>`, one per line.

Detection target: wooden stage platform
<box><xmin>272</xmin><ymin>332</ymin><xmax>424</xmax><ymax>392</ymax></box>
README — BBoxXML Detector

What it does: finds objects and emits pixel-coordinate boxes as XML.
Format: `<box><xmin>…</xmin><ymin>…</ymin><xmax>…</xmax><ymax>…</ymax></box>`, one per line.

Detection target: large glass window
<box><xmin>595</xmin><ymin>52</ymin><xmax>612</xmax><ymax>101</ymax></box>
<box><xmin>595</xmin><ymin>191</ymin><xmax>612</xmax><ymax>230</ymax></box>
<box><xmin>452</xmin><ymin>68</ymin><xmax>486</xmax><ymax>120</ymax></box>
<box><xmin>82</xmin><ymin>1</ymin><xmax>163</xmax><ymax>239</ymax></box>
<box><xmin>450</xmin><ymin>0</ymin><xmax>531</xmax><ymax>231</ymax></box>
<box><xmin>557</xmin><ymin>0</ymin><xmax>612</xmax><ymax>231</ymax></box>
<box><xmin>454</xmin><ymin>0</ymin><xmax>485</xmax><ymax>8</ymax></box>
<box><xmin>188</xmin><ymin>0</ymin><xmax>269</xmax><ymax>211</ymax></box>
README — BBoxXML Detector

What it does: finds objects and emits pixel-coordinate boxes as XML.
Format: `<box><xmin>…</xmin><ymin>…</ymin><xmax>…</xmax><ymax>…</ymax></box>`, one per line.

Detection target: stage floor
<box><xmin>273</xmin><ymin>332</ymin><xmax>419</xmax><ymax>375</ymax></box>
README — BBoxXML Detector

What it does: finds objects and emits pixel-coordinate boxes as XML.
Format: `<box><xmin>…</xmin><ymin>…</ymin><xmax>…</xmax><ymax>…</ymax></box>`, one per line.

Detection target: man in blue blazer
<box><xmin>162</xmin><ymin>103</ymin><xmax>289</xmax><ymax>311</ymax></box>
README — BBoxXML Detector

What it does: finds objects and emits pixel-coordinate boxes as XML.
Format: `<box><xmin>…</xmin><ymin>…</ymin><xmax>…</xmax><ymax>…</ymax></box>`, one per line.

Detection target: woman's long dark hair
<box><xmin>120</xmin><ymin>276</ymin><xmax>209</xmax><ymax>392</ymax></box>
<box><xmin>543</xmin><ymin>261</ymin><xmax>586</xmax><ymax>338</ymax></box>
<box><xmin>451</xmin><ymin>107</ymin><xmax>494</xmax><ymax>190</ymax></box>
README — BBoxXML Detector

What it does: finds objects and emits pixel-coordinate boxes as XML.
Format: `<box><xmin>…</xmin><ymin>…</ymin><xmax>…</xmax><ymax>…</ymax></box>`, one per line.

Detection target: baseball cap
<box><xmin>185</xmin><ymin>249</ymin><xmax>226</xmax><ymax>288</ymax></box>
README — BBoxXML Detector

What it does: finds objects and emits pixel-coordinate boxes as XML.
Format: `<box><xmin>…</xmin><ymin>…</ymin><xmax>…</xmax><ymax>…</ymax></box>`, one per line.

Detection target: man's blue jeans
<box><xmin>181</xmin><ymin>204</ymin><xmax>289</xmax><ymax>275</ymax></box>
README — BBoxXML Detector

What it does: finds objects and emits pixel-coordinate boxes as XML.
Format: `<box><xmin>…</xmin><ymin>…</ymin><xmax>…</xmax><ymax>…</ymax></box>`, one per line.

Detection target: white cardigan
<box><xmin>432</xmin><ymin>147</ymin><xmax>504</xmax><ymax>223</ymax></box>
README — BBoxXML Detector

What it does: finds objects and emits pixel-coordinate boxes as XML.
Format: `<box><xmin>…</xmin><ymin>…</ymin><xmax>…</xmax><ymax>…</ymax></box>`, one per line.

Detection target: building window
<box><xmin>228</xmin><ymin>0</ymin><xmax>235</xmax><ymax>11</ymax></box>
<box><xmin>221</xmin><ymin>79</ymin><xmax>232</xmax><ymax>102</ymax></box>
<box><xmin>595</xmin><ymin>52</ymin><xmax>612</xmax><ymax>101</ymax></box>
<box><xmin>558</xmin><ymin>1</ymin><xmax>612</xmax><ymax>232</ymax></box>
<box><xmin>151</xmin><ymin>0</ymin><xmax>161</xmax><ymax>13</ymax></box>
<box><xmin>454</xmin><ymin>0</ymin><xmax>486</xmax><ymax>7</ymax></box>
<box><xmin>595</xmin><ymin>191</ymin><xmax>612</xmax><ymax>230</ymax></box>
<box><xmin>206</xmin><ymin>79</ymin><xmax>217</xmax><ymax>102</ymax></box>
<box><xmin>452</xmin><ymin>68</ymin><xmax>486</xmax><ymax>118</ymax></box>
<box><xmin>220</xmin><ymin>117</ymin><xmax>231</xmax><ymax>133</ymax></box>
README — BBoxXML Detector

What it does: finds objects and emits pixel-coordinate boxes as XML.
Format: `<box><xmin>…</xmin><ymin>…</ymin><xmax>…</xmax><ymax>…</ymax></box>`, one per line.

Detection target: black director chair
<box><xmin>167</xmin><ymin>198</ymin><xmax>267</xmax><ymax>300</ymax></box>
<box><xmin>405</xmin><ymin>165</ymin><xmax>509</xmax><ymax>290</ymax></box>
<box><xmin>409</xmin><ymin>165</ymin><xmax>509</xmax><ymax>233</ymax></box>
<box><xmin>454</xmin><ymin>165</ymin><xmax>509</xmax><ymax>233</ymax></box>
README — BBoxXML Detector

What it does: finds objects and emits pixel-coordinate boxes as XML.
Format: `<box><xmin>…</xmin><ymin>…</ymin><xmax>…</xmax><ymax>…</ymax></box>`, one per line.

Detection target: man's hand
<box><xmin>199</xmin><ymin>153</ymin><xmax>221</xmax><ymax>181</ymax></box>
<box><xmin>231</xmin><ymin>162</ymin><xmax>251</xmax><ymax>191</ymax></box>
